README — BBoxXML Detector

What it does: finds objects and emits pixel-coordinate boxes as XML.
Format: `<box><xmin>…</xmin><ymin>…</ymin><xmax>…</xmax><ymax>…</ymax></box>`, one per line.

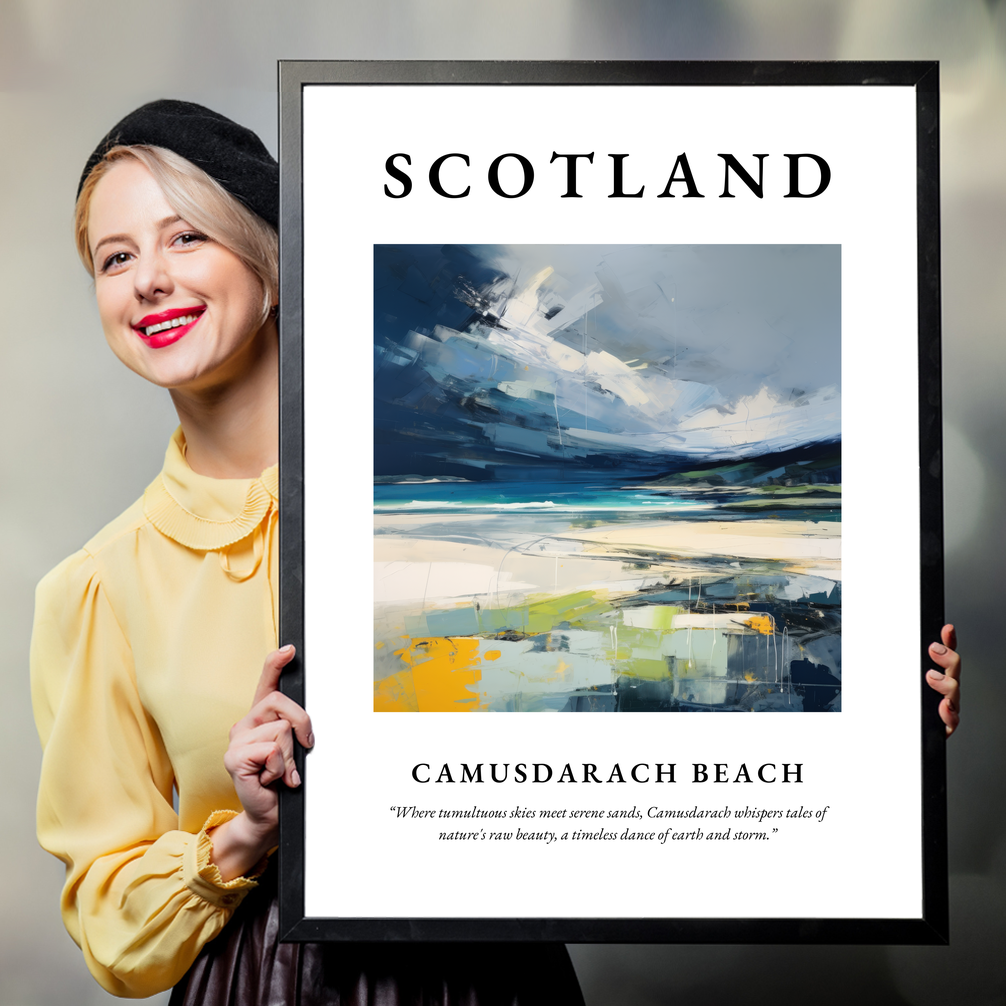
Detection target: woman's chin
<box><xmin>122</xmin><ymin>353</ymin><xmax>219</xmax><ymax>392</ymax></box>
<box><xmin>109</xmin><ymin>322</ymin><xmax>272</xmax><ymax>395</ymax></box>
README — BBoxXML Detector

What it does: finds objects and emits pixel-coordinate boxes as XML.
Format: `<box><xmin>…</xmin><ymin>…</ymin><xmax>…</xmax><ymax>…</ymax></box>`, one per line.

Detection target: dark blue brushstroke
<box><xmin>374</xmin><ymin>244</ymin><xmax>840</xmax><ymax>481</ymax></box>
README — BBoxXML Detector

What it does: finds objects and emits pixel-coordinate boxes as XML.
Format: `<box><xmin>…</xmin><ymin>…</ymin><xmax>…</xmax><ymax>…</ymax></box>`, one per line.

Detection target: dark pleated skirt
<box><xmin>169</xmin><ymin>869</ymin><xmax>584</xmax><ymax>1006</ymax></box>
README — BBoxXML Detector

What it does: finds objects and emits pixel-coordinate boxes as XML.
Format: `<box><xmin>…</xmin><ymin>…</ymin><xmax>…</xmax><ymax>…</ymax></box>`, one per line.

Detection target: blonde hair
<box><xmin>75</xmin><ymin>145</ymin><xmax>278</xmax><ymax>322</ymax></box>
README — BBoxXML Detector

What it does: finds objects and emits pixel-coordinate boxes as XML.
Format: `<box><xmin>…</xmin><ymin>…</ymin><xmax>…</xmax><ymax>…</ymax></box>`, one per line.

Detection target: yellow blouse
<box><xmin>31</xmin><ymin>428</ymin><xmax>279</xmax><ymax>998</ymax></box>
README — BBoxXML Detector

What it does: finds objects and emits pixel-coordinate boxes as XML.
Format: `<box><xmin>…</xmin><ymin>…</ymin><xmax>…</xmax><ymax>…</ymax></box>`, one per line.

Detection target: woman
<box><xmin>32</xmin><ymin>99</ymin><xmax>962</xmax><ymax>1003</ymax></box>
<box><xmin>31</xmin><ymin>99</ymin><xmax>586</xmax><ymax>1003</ymax></box>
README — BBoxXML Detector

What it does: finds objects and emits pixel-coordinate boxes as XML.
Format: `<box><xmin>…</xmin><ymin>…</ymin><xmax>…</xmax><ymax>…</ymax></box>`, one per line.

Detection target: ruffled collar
<box><xmin>143</xmin><ymin>428</ymin><xmax>278</xmax><ymax>551</ymax></box>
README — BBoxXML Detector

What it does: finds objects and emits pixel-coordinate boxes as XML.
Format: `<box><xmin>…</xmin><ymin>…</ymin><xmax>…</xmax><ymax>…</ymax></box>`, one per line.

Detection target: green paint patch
<box><xmin>621</xmin><ymin>604</ymin><xmax>683</xmax><ymax>630</ymax></box>
<box><xmin>744</xmin><ymin>484</ymin><xmax>842</xmax><ymax>496</ymax></box>
<box><xmin>405</xmin><ymin>589</ymin><xmax>616</xmax><ymax>640</ymax></box>
<box><xmin>620</xmin><ymin>657</ymin><xmax>672</xmax><ymax>681</ymax></box>
<box><xmin>722</xmin><ymin>497</ymin><xmax>841</xmax><ymax>509</ymax></box>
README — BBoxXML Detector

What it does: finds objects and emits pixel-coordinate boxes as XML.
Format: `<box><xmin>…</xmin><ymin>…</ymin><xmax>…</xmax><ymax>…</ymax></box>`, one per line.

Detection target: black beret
<box><xmin>78</xmin><ymin>99</ymin><xmax>278</xmax><ymax>228</ymax></box>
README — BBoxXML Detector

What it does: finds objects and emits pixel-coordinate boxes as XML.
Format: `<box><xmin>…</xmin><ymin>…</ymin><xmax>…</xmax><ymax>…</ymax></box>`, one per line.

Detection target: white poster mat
<box><xmin>300</xmin><ymin>84</ymin><xmax>919</xmax><ymax>920</ymax></box>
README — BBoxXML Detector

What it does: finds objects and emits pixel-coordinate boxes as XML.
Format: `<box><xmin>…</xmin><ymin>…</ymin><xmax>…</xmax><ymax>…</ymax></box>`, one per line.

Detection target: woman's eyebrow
<box><xmin>92</xmin><ymin>216</ymin><xmax>185</xmax><ymax>257</ymax></box>
<box><xmin>92</xmin><ymin>232</ymin><xmax>133</xmax><ymax>256</ymax></box>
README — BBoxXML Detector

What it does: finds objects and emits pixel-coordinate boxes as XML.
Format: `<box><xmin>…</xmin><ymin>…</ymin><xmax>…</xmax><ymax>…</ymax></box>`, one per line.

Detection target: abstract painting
<box><xmin>373</xmin><ymin>244</ymin><xmax>840</xmax><ymax>712</ymax></box>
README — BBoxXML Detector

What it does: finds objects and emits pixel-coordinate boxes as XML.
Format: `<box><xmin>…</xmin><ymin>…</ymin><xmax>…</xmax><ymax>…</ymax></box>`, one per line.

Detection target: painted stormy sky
<box><xmin>374</xmin><ymin>244</ymin><xmax>840</xmax><ymax>480</ymax></box>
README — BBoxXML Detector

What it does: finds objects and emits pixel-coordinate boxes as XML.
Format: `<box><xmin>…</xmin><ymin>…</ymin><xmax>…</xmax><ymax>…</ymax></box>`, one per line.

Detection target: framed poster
<box><xmin>277</xmin><ymin>61</ymin><xmax>946</xmax><ymax>943</ymax></box>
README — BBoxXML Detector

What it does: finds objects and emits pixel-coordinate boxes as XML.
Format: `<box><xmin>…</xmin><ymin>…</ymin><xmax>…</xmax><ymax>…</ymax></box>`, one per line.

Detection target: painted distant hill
<box><xmin>638</xmin><ymin>439</ymin><xmax>841</xmax><ymax>489</ymax></box>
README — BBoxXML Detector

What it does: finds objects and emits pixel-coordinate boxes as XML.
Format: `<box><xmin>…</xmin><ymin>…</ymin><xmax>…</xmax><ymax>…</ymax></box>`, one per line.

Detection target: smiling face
<box><xmin>87</xmin><ymin>158</ymin><xmax>272</xmax><ymax>393</ymax></box>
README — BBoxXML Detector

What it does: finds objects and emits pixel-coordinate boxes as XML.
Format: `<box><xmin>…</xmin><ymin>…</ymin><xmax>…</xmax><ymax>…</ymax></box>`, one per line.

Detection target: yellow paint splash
<box><xmin>379</xmin><ymin>637</ymin><xmax>485</xmax><ymax>712</ymax></box>
<box><xmin>374</xmin><ymin>670</ymin><xmax>419</xmax><ymax>712</ymax></box>
<box><xmin>744</xmin><ymin>614</ymin><xmax>775</xmax><ymax>635</ymax></box>
<box><xmin>484</xmin><ymin>649</ymin><xmax>502</xmax><ymax>661</ymax></box>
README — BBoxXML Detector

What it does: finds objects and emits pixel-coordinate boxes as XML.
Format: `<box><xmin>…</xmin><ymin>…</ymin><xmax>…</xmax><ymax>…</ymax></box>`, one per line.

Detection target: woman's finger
<box><xmin>941</xmin><ymin>623</ymin><xmax>957</xmax><ymax>653</ymax></box>
<box><xmin>928</xmin><ymin>640</ymin><xmax>961</xmax><ymax>682</ymax></box>
<box><xmin>244</xmin><ymin>690</ymin><xmax>313</xmax><ymax>749</ymax></box>
<box><xmin>256</xmin><ymin>742</ymin><xmax>287</xmax><ymax>787</ymax></box>
<box><xmin>926</xmin><ymin>668</ymin><xmax>960</xmax><ymax>737</ymax></box>
<box><xmin>939</xmin><ymin>698</ymin><xmax>961</xmax><ymax>737</ymax></box>
<box><xmin>252</xmin><ymin>644</ymin><xmax>296</xmax><ymax>707</ymax></box>
<box><xmin>231</xmin><ymin>690</ymin><xmax>313</xmax><ymax>750</ymax></box>
<box><xmin>224</xmin><ymin>739</ymin><xmax>287</xmax><ymax>787</ymax></box>
<box><xmin>233</xmin><ymin>718</ymin><xmax>301</xmax><ymax>788</ymax></box>
<box><xmin>928</xmin><ymin>624</ymin><xmax>961</xmax><ymax>738</ymax></box>
<box><xmin>925</xmin><ymin>668</ymin><xmax>959</xmax><ymax>704</ymax></box>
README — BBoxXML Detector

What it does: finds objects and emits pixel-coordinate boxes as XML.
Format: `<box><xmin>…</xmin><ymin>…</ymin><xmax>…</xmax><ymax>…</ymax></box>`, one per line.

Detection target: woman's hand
<box><xmin>926</xmin><ymin>624</ymin><xmax>961</xmax><ymax>737</ymax></box>
<box><xmin>209</xmin><ymin>645</ymin><xmax>314</xmax><ymax>881</ymax></box>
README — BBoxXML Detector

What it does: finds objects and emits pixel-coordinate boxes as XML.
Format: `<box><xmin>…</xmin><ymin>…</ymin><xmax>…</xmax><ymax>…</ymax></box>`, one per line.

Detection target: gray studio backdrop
<box><xmin>2</xmin><ymin>2</ymin><xmax>1003</xmax><ymax>1004</ymax></box>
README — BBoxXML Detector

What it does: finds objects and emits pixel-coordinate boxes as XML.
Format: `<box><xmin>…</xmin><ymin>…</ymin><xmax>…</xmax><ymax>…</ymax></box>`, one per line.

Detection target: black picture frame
<box><xmin>277</xmin><ymin>60</ymin><xmax>945</xmax><ymax>944</ymax></box>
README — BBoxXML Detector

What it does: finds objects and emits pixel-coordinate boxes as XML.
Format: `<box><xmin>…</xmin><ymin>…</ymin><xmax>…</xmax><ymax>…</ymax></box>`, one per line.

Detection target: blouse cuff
<box><xmin>183</xmin><ymin>810</ymin><xmax>269</xmax><ymax>909</ymax></box>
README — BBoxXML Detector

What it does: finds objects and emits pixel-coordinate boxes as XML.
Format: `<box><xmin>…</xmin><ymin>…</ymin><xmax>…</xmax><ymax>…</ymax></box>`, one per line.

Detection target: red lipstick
<box><xmin>132</xmin><ymin>306</ymin><xmax>205</xmax><ymax>349</ymax></box>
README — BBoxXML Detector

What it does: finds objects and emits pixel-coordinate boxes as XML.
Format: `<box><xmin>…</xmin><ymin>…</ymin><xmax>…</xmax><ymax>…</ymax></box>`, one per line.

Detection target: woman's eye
<box><xmin>173</xmin><ymin>231</ymin><xmax>208</xmax><ymax>248</ymax></box>
<box><xmin>101</xmin><ymin>251</ymin><xmax>132</xmax><ymax>273</ymax></box>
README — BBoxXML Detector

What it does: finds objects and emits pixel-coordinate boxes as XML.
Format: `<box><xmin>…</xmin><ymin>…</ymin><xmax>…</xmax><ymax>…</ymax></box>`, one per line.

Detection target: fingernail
<box><xmin>292</xmin><ymin>768</ymin><xmax>301</xmax><ymax>787</ymax></box>
<box><xmin>307</xmin><ymin>732</ymin><xmax>315</xmax><ymax>748</ymax></box>
<box><xmin>931</xmin><ymin>643</ymin><xmax>947</xmax><ymax>655</ymax></box>
<box><xmin>928</xmin><ymin>670</ymin><xmax>944</xmax><ymax>679</ymax></box>
<box><xmin>280</xmin><ymin>644</ymin><xmax>295</xmax><ymax>654</ymax></box>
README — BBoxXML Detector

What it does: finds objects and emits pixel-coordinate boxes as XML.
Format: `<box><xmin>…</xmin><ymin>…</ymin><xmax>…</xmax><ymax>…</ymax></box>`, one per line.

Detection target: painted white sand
<box><xmin>374</xmin><ymin>517</ymin><xmax>840</xmax><ymax>606</ymax></box>
<box><xmin>557</xmin><ymin>519</ymin><xmax>841</xmax><ymax>577</ymax></box>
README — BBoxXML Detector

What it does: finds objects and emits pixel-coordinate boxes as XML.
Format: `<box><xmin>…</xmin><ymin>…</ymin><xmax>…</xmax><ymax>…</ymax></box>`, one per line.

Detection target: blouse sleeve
<box><xmin>31</xmin><ymin>549</ymin><xmax>262</xmax><ymax>998</ymax></box>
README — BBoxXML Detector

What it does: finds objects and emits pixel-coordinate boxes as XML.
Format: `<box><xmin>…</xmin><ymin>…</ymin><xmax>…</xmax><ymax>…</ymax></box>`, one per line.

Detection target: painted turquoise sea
<box><xmin>374</xmin><ymin>479</ymin><xmax>828</xmax><ymax>518</ymax></box>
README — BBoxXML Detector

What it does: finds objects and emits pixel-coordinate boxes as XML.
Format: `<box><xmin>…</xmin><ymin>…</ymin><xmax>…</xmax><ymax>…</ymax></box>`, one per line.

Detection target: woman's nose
<box><xmin>133</xmin><ymin>249</ymin><xmax>173</xmax><ymax>302</ymax></box>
